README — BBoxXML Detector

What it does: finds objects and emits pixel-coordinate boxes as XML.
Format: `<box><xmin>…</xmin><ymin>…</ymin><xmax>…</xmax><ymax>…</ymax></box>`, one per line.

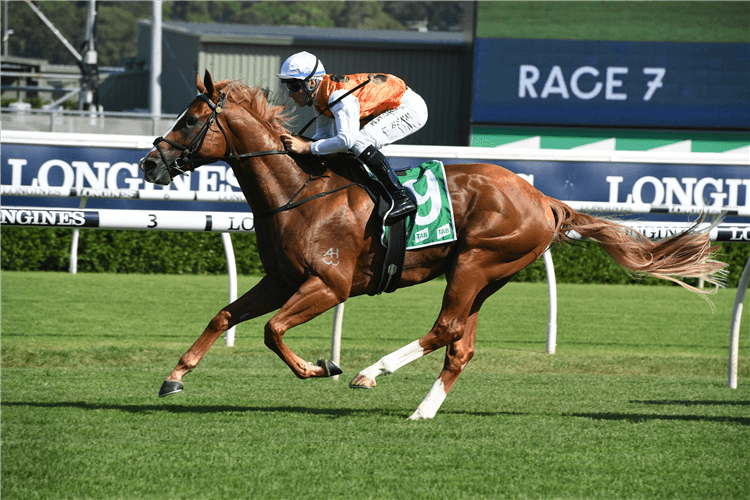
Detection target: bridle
<box><xmin>152</xmin><ymin>93</ymin><xmax>230</xmax><ymax>178</ymax></box>
<box><xmin>150</xmin><ymin>88</ymin><xmax>356</xmax><ymax>218</ymax></box>
<box><xmin>151</xmin><ymin>92</ymin><xmax>289</xmax><ymax>179</ymax></box>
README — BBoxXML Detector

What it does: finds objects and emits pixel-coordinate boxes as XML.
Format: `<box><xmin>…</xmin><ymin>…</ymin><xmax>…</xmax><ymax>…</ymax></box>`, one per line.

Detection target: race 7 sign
<box><xmin>518</xmin><ymin>65</ymin><xmax>665</xmax><ymax>102</ymax></box>
<box><xmin>473</xmin><ymin>38</ymin><xmax>749</xmax><ymax>128</ymax></box>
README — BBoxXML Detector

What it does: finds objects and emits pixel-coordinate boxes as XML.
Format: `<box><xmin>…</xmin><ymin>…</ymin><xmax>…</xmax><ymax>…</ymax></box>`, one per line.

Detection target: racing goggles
<box><xmin>285</xmin><ymin>80</ymin><xmax>306</xmax><ymax>93</ymax></box>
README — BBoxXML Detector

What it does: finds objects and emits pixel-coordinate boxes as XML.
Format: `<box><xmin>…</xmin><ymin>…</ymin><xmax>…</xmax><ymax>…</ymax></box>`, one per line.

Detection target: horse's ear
<box><xmin>196</xmin><ymin>72</ymin><xmax>206</xmax><ymax>94</ymax></box>
<box><xmin>203</xmin><ymin>70</ymin><xmax>215</xmax><ymax>97</ymax></box>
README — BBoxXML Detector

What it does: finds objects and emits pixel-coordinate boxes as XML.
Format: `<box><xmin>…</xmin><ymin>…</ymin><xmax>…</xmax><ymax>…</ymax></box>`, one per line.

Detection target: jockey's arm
<box><xmin>309</xmin><ymin>91</ymin><xmax>360</xmax><ymax>155</ymax></box>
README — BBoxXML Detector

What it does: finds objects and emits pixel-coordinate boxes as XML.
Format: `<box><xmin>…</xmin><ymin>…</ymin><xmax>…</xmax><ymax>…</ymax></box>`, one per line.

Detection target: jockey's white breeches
<box><xmin>351</xmin><ymin>88</ymin><xmax>429</xmax><ymax>156</ymax></box>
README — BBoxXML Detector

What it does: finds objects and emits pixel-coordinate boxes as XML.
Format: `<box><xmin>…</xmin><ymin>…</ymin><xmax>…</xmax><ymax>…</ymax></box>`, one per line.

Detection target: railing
<box><xmin>3</xmin><ymin>192</ymin><xmax>748</xmax><ymax>388</ymax></box>
<box><xmin>2</xmin><ymin>132</ymin><xmax>747</xmax><ymax>386</ymax></box>
<box><xmin>0</xmin><ymin>201</ymin><xmax>344</xmax><ymax>370</ymax></box>
<box><xmin>0</xmin><ymin>107</ymin><xmax>178</xmax><ymax>136</ymax></box>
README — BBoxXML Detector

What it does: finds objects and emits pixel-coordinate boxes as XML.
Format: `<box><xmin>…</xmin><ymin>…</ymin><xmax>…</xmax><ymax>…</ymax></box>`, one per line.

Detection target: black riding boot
<box><xmin>359</xmin><ymin>146</ymin><xmax>417</xmax><ymax>224</ymax></box>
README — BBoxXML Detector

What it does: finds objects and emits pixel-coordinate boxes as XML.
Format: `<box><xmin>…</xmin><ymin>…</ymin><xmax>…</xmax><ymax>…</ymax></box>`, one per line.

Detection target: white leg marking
<box><xmin>408</xmin><ymin>378</ymin><xmax>447</xmax><ymax>420</ymax></box>
<box><xmin>358</xmin><ymin>340</ymin><xmax>424</xmax><ymax>381</ymax></box>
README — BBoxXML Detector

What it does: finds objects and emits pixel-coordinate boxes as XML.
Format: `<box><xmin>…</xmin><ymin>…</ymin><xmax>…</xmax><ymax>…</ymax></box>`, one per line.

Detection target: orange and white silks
<box><xmin>315</xmin><ymin>73</ymin><xmax>408</xmax><ymax>124</ymax></box>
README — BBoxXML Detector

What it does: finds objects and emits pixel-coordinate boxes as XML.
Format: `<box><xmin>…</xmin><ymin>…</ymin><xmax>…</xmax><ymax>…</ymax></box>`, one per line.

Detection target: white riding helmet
<box><xmin>276</xmin><ymin>51</ymin><xmax>326</xmax><ymax>81</ymax></box>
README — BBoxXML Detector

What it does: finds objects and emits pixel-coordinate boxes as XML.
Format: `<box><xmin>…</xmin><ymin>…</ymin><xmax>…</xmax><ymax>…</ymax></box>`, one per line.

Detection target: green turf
<box><xmin>2</xmin><ymin>272</ymin><xmax>748</xmax><ymax>499</ymax></box>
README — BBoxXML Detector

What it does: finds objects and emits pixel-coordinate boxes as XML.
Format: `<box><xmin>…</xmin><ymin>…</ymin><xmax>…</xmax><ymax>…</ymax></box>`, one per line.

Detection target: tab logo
<box><xmin>437</xmin><ymin>224</ymin><xmax>452</xmax><ymax>239</ymax></box>
<box><xmin>414</xmin><ymin>228</ymin><xmax>429</xmax><ymax>243</ymax></box>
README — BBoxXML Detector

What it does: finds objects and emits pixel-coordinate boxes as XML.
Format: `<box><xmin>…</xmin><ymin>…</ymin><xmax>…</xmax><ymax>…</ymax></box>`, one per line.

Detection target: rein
<box><xmin>154</xmin><ymin>90</ymin><xmax>356</xmax><ymax>218</ymax></box>
<box><xmin>258</xmin><ymin>174</ymin><xmax>356</xmax><ymax>218</ymax></box>
<box><xmin>152</xmin><ymin>93</ymin><xmax>291</xmax><ymax>174</ymax></box>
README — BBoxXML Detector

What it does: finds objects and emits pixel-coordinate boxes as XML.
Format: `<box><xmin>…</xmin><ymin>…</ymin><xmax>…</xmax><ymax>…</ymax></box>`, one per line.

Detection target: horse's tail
<box><xmin>545</xmin><ymin>197</ymin><xmax>728</xmax><ymax>302</ymax></box>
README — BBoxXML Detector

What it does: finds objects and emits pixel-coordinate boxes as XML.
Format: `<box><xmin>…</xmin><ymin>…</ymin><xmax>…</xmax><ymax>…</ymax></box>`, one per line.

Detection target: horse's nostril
<box><xmin>140</xmin><ymin>159</ymin><xmax>171</xmax><ymax>185</ymax></box>
<box><xmin>139</xmin><ymin>158</ymin><xmax>156</xmax><ymax>173</ymax></box>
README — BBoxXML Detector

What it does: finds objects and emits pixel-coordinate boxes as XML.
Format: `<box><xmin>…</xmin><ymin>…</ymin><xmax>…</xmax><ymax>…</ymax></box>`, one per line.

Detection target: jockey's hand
<box><xmin>280</xmin><ymin>134</ymin><xmax>312</xmax><ymax>155</ymax></box>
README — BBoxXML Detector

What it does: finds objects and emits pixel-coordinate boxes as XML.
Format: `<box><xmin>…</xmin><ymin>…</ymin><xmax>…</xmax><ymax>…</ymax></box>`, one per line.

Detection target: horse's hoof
<box><xmin>408</xmin><ymin>410</ymin><xmax>432</xmax><ymax>420</ymax></box>
<box><xmin>159</xmin><ymin>380</ymin><xmax>184</xmax><ymax>397</ymax></box>
<box><xmin>317</xmin><ymin>358</ymin><xmax>343</xmax><ymax>377</ymax></box>
<box><xmin>349</xmin><ymin>374</ymin><xmax>376</xmax><ymax>389</ymax></box>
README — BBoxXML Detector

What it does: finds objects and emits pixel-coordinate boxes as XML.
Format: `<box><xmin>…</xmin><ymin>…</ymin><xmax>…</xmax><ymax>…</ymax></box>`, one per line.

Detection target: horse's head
<box><xmin>139</xmin><ymin>70</ymin><xmax>231</xmax><ymax>185</ymax></box>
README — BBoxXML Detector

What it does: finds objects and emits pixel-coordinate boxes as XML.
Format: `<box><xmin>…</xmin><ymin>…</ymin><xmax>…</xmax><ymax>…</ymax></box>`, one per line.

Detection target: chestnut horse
<box><xmin>140</xmin><ymin>71</ymin><xmax>726</xmax><ymax>419</ymax></box>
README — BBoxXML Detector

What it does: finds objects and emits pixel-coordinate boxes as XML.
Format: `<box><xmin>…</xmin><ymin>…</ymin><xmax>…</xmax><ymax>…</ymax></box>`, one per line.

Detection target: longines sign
<box><xmin>1</xmin><ymin>142</ymin><xmax>248</xmax><ymax>212</ymax></box>
<box><xmin>1</xmin><ymin>140</ymin><xmax>748</xmax><ymax>222</ymax></box>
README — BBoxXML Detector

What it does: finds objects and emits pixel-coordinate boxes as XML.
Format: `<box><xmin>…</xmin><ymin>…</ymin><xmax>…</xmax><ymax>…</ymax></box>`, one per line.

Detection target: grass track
<box><xmin>2</xmin><ymin>272</ymin><xmax>749</xmax><ymax>499</ymax></box>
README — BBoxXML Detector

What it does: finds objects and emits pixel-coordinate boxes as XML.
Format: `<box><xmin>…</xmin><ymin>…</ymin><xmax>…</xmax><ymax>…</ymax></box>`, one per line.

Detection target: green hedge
<box><xmin>0</xmin><ymin>227</ymin><xmax>264</xmax><ymax>275</ymax></box>
<box><xmin>1</xmin><ymin>227</ymin><xmax>748</xmax><ymax>287</ymax></box>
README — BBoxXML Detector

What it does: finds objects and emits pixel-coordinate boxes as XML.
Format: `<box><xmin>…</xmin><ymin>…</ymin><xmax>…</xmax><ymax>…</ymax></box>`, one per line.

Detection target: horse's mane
<box><xmin>215</xmin><ymin>79</ymin><xmax>292</xmax><ymax>135</ymax></box>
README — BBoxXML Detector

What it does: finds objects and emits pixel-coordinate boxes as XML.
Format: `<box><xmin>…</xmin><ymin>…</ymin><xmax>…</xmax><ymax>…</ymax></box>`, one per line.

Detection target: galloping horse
<box><xmin>140</xmin><ymin>71</ymin><xmax>726</xmax><ymax>419</ymax></box>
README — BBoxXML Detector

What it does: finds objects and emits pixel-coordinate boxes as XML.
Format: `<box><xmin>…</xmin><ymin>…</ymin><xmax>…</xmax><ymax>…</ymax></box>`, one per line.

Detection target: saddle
<box><xmin>345</xmin><ymin>158</ymin><xmax>407</xmax><ymax>295</ymax></box>
<box><xmin>319</xmin><ymin>156</ymin><xmax>457</xmax><ymax>295</ymax></box>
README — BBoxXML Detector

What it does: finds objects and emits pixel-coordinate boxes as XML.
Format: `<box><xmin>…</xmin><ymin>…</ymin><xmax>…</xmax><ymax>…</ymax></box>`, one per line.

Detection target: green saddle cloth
<box><xmin>385</xmin><ymin>160</ymin><xmax>457</xmax><ymax>250</ymax></box>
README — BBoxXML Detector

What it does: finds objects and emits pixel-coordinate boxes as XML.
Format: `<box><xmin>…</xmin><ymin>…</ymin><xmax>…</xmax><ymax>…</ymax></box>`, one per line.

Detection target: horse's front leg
<box><xmin>264</xmin><ymin>276</ymin><xmax>346</xmax><ymax>379</ymax></box>
<box><xmin>159</xmin><ymin>275</ymin><xmax>292</xmax><ymax>397</ymax></box>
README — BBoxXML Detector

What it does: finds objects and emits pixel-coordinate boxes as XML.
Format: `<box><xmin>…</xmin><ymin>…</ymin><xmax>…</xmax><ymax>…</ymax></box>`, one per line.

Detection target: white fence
<box><xmin>0</xmin><ymin>202</ymin><xmax>344</xmax><ymax>363</ymax></box>
<box><xmin>1</xmin><ymin>205</ymin><xmax>255</xmax><ymax>347</ymax></box>
<box><xmin>2</xmin><ymin>195</ymin><xmax>748</xmax><ymax>387</ymax></box>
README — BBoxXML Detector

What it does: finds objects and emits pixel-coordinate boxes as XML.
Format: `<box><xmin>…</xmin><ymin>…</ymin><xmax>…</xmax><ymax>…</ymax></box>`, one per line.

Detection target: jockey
<box><xmin>277</xmin><ymin>51</ymin><xmax>428</xmax><ymax>224</ymax></box>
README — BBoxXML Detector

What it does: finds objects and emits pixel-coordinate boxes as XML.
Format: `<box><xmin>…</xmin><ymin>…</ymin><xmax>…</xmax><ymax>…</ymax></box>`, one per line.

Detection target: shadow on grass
<box><xmin>5</xmin><ymin>401</ymin><xmax>746</xmax><ymax>424</ymax></box>
<box><xmin>1</xmin><ymin>400</ymin><xmax>376</xmax><ymax>418</ymax></box>
<box><xmin>569</xmin><ymin>412</ymin><xmax>750</xmax><ymax>426</ymax></box>
<box><xmin>2</xmin><ymin>401</ymin><xmax>511</xmax><ymax>419</ymax></box>
<box><xmin>2</xmin><ymin>400</ymin><xmax>525</xmax><ymax>419</ymax></box>
<box><xmin>630</xmin><ymin>399</ymin><xmax>750</xmax><ymax>406</ymax></box>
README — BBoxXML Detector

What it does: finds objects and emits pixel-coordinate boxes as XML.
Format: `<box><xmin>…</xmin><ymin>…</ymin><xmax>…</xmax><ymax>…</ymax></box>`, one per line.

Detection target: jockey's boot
<box><xmin>359</xmin><ymin>145</ymin><xmax>417</xmax><ymax>224</ymax></box>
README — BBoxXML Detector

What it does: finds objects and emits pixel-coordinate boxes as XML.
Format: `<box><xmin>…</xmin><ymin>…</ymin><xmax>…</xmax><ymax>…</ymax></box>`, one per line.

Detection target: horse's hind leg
<box><xmin>409</xmin><ymin>279</ymin><xmax>509</xmax><ymax>419</ymax></box>
<box><xmin>159</xmin><ymin>275</ymin><xmax>292</xmax><ymax>397</ymax></box>
<box><xmin>408</xmin><ymin>312</ymin><xmax>478</xmax><ymax>420</ymax></box>
<box><xmin>350</xmin><ymin>275</ymin><xmax>510</xmax><ymax>419</ymax></box>
<box><xmin>349</xmin><ymin>278</ymin><xmax>482</xmax><ymax>389</ymax></box>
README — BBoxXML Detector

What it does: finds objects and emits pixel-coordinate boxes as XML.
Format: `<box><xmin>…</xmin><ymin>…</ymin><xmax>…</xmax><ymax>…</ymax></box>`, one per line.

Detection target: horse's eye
<box><xmin>186</xmin><ymin>116</ymin><xmax>198</xmax><ymax>127</ymax></box>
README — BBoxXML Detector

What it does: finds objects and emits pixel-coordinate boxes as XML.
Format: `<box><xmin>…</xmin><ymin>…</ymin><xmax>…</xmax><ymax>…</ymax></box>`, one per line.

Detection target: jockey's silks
<box><xmin>315</xmin><ymin>73</ymin><xmax>408</xmax><ymax>125</ymax></box>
